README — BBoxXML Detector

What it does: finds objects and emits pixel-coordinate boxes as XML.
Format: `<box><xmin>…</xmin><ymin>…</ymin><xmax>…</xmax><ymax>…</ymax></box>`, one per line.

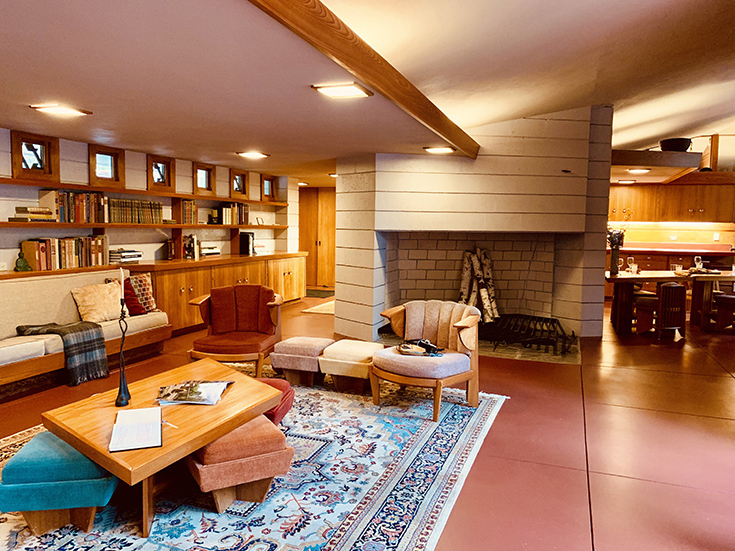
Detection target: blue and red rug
<box><xmin>0</xmin><ymin>385</ymin><xmax>505</xmax><ymax>550</ymax></box>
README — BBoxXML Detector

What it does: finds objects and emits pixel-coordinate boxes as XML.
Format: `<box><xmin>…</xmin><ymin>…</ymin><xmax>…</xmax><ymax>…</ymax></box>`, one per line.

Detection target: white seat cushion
<box><xmin>322</xmin><ymin>340</ymin><xmax>384</xmax><ymax>363</ymax></box>
<box><xmin>373</xmin><ymin>347</ymin><xmax>470</xmax><ymax>379</ymax></box>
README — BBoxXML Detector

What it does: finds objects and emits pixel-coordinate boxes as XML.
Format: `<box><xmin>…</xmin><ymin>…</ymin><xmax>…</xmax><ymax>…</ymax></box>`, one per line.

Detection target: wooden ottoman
<box><xmin>319</xmin><ymin>339</ymin><xmax>385</xmax><ymax>394</ymax></box>
<box><xmin>269</xmin><ymin>337</ymin><xmax>334</xmax><ymax>387</ymax></box>
<box><xmin>185</xmin><ymin>414</ymin><xmax>294</xmax><ymax>513</ymax></box>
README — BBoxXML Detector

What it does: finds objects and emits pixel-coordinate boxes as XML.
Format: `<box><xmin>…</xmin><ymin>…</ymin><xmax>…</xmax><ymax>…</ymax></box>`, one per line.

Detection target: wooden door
<box><xmin>267</xmin><ymin>259</ymin><xmax>287</xmax><ymax>299</ymax></box>
<box><xmin>300</xmin><ymin>187</ymin><xmax>336</xmax><ymax>287</ymax></box>
<box><xmin>696</xmin><ymin>185</ymin><xmax>735</xmax><ymax>222</ymax></box>
<box><xmin>300</xmin><ymin>188</ymin><xmax>319</xmax><ymax>286</ymax></box>
<box><xmin>316</xmin><ymin>189</ymin><xmax>335</xmax><ymax>287</ymax></box>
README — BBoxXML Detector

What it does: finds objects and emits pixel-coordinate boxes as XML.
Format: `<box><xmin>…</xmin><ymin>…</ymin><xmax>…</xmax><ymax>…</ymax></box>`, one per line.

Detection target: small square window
<box><xmin>95</xmin><ymin>153</ymin><xmax>114</xmax><ymax>179</ymax></box>
<box><xmin>22</xmin><ymin>142</ymin><xmax>46</xmax><ymax>170</ymax></box>
<box><xmin>89</xmin><ymin>144</ymin><xmax>125</xmax><ymax>187</ymax></box>
<box><xmin>230</xmin><ymin>168</ymin><xmax>249</xmax><ymax>199</ymax></box>
<box><xmin>261</xmin><ymin>174</ymin><xmax>276</xmax><ymax>202</ymax></box>
<box><xmin>147</xmin><ymin>155</ymin><xmax>176</xmax><ymax>191</ymax></box>
<box><xmin>193</xmin><ymin>162</ymin><xmax>215</xmax><ymax>196</ymax></box>
<box><xmin>11</xmin><ymin>131</ymin><xmax>60</xmax><ymax>182</ymax></box>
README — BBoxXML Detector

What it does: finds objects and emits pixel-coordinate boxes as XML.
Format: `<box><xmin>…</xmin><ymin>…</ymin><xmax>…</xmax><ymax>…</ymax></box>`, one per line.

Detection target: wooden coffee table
<box><xmin>42</xmin><ymin>358</ymin><xmax>282</xmax><ymax>537</ymax></box>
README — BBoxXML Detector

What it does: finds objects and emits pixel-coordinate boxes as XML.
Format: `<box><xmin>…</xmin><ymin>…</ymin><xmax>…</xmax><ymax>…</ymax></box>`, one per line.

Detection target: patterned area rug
<box><xmin>0</xmin><ymin>382</ymin><xmax>505</xmax><ymax>551</ymax></box>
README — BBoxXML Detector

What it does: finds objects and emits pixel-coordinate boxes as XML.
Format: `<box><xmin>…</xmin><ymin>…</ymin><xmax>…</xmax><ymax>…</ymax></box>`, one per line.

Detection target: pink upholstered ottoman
<box><xmin>269</xmin><ymin>337</ymin><xmax>334</xmax><ymax>387</ymax></box>
<box><xmin>186</xmin><ymin>415</ymin><xmax>294</xmax><ymax>513</ymax></box>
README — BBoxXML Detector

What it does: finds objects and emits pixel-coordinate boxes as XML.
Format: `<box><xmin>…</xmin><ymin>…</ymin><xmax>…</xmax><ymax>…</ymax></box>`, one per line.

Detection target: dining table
<box><xmin>605</xmin><ymin>270</ymin><xmax>735</xmax><ymax>335</ymax></box>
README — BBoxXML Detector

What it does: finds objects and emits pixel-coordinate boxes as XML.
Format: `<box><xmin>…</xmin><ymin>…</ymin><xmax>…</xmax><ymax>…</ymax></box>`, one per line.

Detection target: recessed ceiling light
<box><xmin>312</xmin><ymin>82</ymin><xmax>373</xmax><ymax>99</ymax></box>
<box><xmin>423</xmin><ymin>146</ymin><xmax>455</xmax><ymax>154</ymax></box>
<box><xmin>237</xmin><ymin>151</ymin><xmax>270</xmax><ymax>160</ymax></box>
<box><xmin>329</xmin><ymin>173</ymin><xmax>338</xmax><ymax>178</ymax></box>
<box><xmin>617</xmin><ymin>179</ymin><xmax>636</xmax><ymax>184</ymax></box>
<box><xmin>628</xmin><ymin>168</ymin><xmax>651</xmax><ymax>174</ymax></box>
<box><xmin>30</xmin><ymin>104</ymin><xmax>91</xmax><ymax>117</ymax></box>
<box><xmin>298</xmin><ymin>182</ymin><xmax>308</xmax><ymax>186</ymax></box>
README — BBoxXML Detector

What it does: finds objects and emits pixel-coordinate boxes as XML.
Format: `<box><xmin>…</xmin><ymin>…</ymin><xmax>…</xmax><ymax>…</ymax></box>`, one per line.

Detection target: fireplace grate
<box><xmin>479</xmin><ymin>314</ymin><xmax>576</xmax><ymax>355</ymax></box>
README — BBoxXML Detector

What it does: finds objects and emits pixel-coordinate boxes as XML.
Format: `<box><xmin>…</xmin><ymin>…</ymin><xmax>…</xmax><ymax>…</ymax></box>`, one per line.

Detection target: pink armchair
<box><xmin>189</xmin><ymin>284</ymin><xmax>283</xmax><ymax>377</ymax></box>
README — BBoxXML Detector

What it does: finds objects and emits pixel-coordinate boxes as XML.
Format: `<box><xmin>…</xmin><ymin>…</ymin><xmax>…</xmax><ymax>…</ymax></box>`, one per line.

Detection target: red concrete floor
<box><xmin>1</xmin><ymin>298</ymin><xmax>734</xmax><ymax>550</ymax></box>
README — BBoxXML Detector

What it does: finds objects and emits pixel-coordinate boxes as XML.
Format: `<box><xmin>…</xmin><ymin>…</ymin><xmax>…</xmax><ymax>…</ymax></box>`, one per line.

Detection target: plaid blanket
<box><xmin>16</xmin><ymin>322</ymin><xmax>109</xmax><ymax>386</ymax></box>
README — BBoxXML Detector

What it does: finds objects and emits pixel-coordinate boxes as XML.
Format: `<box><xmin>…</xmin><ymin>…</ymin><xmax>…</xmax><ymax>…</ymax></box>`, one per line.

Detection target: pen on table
<box><xmin>162</xmin><ymin>420</ymin><xmax>178</xmax><ymax>429</ymax></box>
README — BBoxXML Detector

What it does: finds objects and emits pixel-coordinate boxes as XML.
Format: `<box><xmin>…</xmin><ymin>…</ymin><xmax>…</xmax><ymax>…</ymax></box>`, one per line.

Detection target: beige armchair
<box><xmin>370</xmin><ymin>300</ymin><xmax>481</xmax><ymax>422</ymax></box>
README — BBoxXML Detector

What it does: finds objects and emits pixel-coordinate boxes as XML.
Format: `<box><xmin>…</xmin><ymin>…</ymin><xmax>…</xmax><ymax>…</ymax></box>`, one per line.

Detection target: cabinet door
<box><xmin>695</xmin><ymin>185</ymin><xmax>735</xmax><ymax>222</ymax></box>
<box><xmin>153</xmin><ymin>267</ymin><xmax>211</xmax><ymax>331</ymax></box>
<box><xmin>609</xmin><ymin>185</ymin><xmax>657</xmax><ymax>221</ymax></box>
<box><xmin>267</xmin><ymin>259</ymin><xmax>287</xmax><ymax>299</ymax></box>
<box><xmin>211</xmin><ymin>262</ymin><xmax>265</xmax><ymax>288</ymax></box>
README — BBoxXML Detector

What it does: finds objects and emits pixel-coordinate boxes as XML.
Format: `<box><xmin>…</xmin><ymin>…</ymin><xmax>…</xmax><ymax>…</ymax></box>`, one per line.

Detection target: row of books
<box><xmin>37</xmin><ymin>189</ymin><xmax>107</xmax><ymax>223</ymax></box>
<box><xmin>8</xmin><ymin>206</ymin><xmax>56</xmax><ymax>222</ymax></box>
<box><xmin>181</xmin><ymin>200</ymin><xmax>198</xmax><ymax>225</ymax></box>
<box><xmin>20</xmin><ymin>235</ymin><xmax>109</xmax><ymax>271</ymax></box>
<box><xmin>214</xmin><ymin>203</ymin><xmax>249</xmax><ymax>225</ymax></box>
<box><xmin>108</xmin><ymin>198</ymin><xmax>164</xmax><ymax>224</ymax></box>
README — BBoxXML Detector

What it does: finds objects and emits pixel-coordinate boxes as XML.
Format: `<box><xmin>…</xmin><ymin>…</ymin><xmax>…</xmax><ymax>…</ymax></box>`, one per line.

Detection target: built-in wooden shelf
<box><xmin>0</xmin><ymin>221</ymin><xmax>288</xmax><ymax>230</ymax></box>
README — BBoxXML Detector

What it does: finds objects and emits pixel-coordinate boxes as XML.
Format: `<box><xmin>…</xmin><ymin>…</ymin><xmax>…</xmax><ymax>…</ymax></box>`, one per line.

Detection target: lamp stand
<box><xmin>115</xmin><ymin>298</ymin><xmax>130</xmax><ymax>407</ymax></box>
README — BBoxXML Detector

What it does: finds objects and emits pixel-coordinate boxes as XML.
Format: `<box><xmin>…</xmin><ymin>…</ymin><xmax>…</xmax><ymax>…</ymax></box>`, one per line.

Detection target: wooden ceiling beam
<box><xmin>246</xmin><ymin>0</ymin><xmax>480</xmax><ymax>159</ymax></box>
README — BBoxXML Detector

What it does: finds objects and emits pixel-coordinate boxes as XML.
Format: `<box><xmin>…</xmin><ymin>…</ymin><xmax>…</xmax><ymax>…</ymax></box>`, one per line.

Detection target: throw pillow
<box><xmin>71</xmin><ymin>282</ymin><xmax>126</xmax><ymax>323</ymax></box>
<box><xmin>129</xmin><ymin>272</ymin><xmax>158</xmax><ymax>312</ymax></box>
<box><xmin>104</xmin><ymin>278</ymin><xmax>147</xmax><ymax>316</ymax></box>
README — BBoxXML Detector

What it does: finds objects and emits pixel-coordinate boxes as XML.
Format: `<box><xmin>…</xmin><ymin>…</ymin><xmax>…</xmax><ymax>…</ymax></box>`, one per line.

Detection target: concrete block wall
<box><xmin>552</xmin><ymin>106</ymin><xmax>613</xmax><ymax>337</ymax></box>
<box><xmin>334</xmin><ymin>155</ymin><xmax>385</xmax><ymax>341</ymax></box>
<box><xmin>388</xmin><ymin>231</ymin><xmax>554</xmax><ymax>317</ymax></box>
<box><xmin>0</xmin><ymin>128</ymin><xmax>293</xmax><ymax>267</ymax></box>
<box><xmin>334</xmin><ymin>106</ymin><xmax>612</xmax><ymax>340</ymax></box>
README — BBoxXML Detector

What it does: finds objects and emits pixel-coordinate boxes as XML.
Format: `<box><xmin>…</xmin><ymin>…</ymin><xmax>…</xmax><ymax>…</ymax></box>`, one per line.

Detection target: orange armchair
<box><xmin>189</xmin><ymin>284</ymin><xmax>283</xmax><ymax>377</ymax></box>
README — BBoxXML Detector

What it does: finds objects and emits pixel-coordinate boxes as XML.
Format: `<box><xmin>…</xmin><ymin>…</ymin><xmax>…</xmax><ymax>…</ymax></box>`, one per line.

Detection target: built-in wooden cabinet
<box><xmin>211</xmin><ymin>262</ymin><xmax>266</xmax><ymax>288</ymax></box>
<box><xmin>267</xmin><ymin>257</ymin><xmax>306</xmax><ymax>302</ymax></box>
<box><xmin>299</xmin><ymin>187</ymin><xmax>335</xmax><ymax>287</ymax></box>
<box><xmin>609</xmin><ymin>182</ymin><xmax>735</xmax><ymax>223</ymax></box>
<box><xmin>131</xmin><ymin>253</ymin><xmax>307</xmax><ymax>331</ymax></box>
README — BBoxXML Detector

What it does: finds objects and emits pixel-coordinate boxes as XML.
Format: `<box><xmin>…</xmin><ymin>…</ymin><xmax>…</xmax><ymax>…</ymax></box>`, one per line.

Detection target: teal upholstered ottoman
<box><xmin>0</xmin><ymin>432</ymin><xmax>118</xmax><ymax>535</ymax></box>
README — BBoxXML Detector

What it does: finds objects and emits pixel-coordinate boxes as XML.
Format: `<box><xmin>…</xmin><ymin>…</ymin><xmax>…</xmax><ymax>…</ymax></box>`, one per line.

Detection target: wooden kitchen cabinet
<box><xmin>211</xmin><ymin>261</ymin><xmax>266</xmax><ymax>288</ymax></box>
<box><xmin>267</xmin><ymin>257</ymin><xmax>306</xmax><ymax>302</ymax></box>
<box><xmin>609</xmin><ymin>185</ymin><xmax>658</xmax><ymax>221</ymax></box>
<box><xmin>656</xmin><ymin>184</ymin><xmax>735</xmax><ymax>222</ymax></box>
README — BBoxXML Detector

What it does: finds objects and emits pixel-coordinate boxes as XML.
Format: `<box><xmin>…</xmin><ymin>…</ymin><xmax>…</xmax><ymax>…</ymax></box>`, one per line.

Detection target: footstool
<box><xmin>319</xmin><ymin>339</ymin><xmax>385</xmax><ymax>394</ymax></box>
<box><xmin>269</xmin><ymin>337</ymin><xmax>334</xmax><ymax>387</ymax></box>
<box><xmin>186</xmin><ymin>414</ymin><xmax>294</xmax><ymax>513</ymax></box>
<box><xmin>0</xmin><ymin>432</ymin><xmax>118</xmax><ymax>536</ymax></box>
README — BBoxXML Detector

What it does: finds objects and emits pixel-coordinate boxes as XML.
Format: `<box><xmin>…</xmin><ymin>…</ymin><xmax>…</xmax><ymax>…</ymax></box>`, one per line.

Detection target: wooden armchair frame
<box><xmin>370</xmin><ymin>303</ymin><xmax>480</xmax><ymax>422</ymax></box>
<box><xmin>188</xmin><ymin>292</ymin><xmax>283</xmax><ymax>377</ymax></box>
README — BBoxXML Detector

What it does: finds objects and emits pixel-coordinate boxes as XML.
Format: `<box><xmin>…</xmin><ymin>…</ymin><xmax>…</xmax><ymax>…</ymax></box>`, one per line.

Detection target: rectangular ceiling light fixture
<box><xmin>30</xmin><ymin>104</ymin><xmax>91</xmax><ymax>117</ymax></box>
<box><xmin>312</xmin><ymin>82</ymin><xmax>373</xmax><ymax>99</ymax></box>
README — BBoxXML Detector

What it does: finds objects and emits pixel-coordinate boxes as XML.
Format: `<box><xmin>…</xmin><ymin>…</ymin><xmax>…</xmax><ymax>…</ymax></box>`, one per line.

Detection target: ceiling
<box><xmin>1</xmin><ymin>0</ymin><xmax>734</xmax><ymax>187</ymax></box>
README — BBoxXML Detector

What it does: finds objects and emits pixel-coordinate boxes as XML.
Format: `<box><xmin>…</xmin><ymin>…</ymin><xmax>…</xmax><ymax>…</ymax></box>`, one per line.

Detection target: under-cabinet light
<box><xmin>237</xmin><ymin>151</ymin><xmax>270</xmax><ymax>160</ymax></box>
<box><xmin>329</xmin><ymin>173</ymin><xmax>338</xmax><ymax>178</ymax></box>
<box><xmin>30</xmin><ymin>104</ymin><xmax>91</xmax><ymax>117</ymax></box>
<box><xmin>423</xmin><ymin>146</ymin><xmax>455</xmax><ymax>154</ymax></box>
<box><xmin>298</xmin><ymin>182</ymin><xmax>308</xmax><ymax>186</ymax></box>
<box><xmin>617</xmin><ymin>179</ymin><xmax>636</xmax><ymax>184</ymax></box>
<box><xmin>628</xmin><ymin>168</ymin><xmax>651</xmax><ymax>174</ymax></box>
<box><xmin>312</xmin><ymin>82</ymin><xmax>373</xmax><ymax>99</ymax></box>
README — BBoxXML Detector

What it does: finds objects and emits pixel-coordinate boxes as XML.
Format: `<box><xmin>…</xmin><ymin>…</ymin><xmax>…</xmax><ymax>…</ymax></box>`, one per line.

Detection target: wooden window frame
<box><xmin>10</xmin><ymin>130</ymin><xmax>60</xmax><ymax>182</ymax></box>
<box><xmin>193</xmin><ymin>162</ymin><xmax>216</xmax><ymax>196</ymax></box>
<box><xmin>260</xmin><ymin>174</ymin><xmax>277</xmax><ymax>202</ymax></box>
<box><xmin>89</xmin><ymin>144</ymin><xmax>126</xmax><ymax>188</ymax></box>
<box><xmin>230</xmin><ymin>168</ymin><xmax>249</xmax><ymax>199</ymax></box>
<box><xmin>147</xmin><ymin>154</ymin><xmax>176</xmax><ymax>191</ymax></box>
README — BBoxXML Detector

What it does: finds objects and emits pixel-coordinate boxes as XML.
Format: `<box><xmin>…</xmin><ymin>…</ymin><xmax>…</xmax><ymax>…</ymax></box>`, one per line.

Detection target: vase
<box><xmin>610</xmin><ymin>247</ymin><xmax>620</xmax><ymax>275</ymax></box>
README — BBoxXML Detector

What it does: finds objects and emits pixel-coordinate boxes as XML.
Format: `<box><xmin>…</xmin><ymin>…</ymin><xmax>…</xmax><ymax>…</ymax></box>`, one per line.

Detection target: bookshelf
<box><xmin>0</xmin><ymin>176</ymin><xmax>290</xmax><ymax>272</ymax></box>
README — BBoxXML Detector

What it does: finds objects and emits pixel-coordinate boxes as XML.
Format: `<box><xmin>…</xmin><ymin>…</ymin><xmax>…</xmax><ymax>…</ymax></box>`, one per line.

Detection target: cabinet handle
<box><xmin>288</xmin><ymin>271</ymin><xmax>292</xmax><ymax>275</ymax></box>
<box><xmin>244</xmin><ymin>278</ymin><xmax>249</xmax><ymax>283</ymax></box>
<box><xmin>189</xmin><ymin>286</ymin><xmax>194</xmax><ymax>292</ymax></box>
<box><xmin>688</xmin><ymin>209</ymin><xmax>694</xmax><ymax>213</ymax></box>
<box><xmin>180</xmin><ymin>287</ymin><xmax>185</xmax><ymax>294</ymax></box>
<box><xmin>698</xmin><ymin>209</ymin><xmax>704</xmax><ymax>213</ymax></box>
<box><xmin>237</xmin><ymin>279</ymin><xmax>242</xmax><ymax>283</ymax></box>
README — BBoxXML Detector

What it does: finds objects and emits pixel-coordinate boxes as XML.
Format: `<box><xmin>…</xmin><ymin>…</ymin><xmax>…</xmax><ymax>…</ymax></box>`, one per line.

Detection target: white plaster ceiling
<box><xmin>1</xmin><ymin>0</ymin><xmax>734</xmax><ymax>187</ymax></box>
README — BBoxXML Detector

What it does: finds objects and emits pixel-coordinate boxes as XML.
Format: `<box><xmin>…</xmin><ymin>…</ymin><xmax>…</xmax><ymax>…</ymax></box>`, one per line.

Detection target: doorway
<box><xmin>299</xmin><ymin>187</ymin><xmax>335</xmax><ymax>288</ymax></box>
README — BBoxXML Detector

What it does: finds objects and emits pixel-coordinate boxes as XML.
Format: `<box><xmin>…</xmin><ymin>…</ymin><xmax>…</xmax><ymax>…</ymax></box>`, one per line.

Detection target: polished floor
<box><xmin>1</xmin><ymin>298</ymin><xmax>734</xmax><ymax>550</ymax></box>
